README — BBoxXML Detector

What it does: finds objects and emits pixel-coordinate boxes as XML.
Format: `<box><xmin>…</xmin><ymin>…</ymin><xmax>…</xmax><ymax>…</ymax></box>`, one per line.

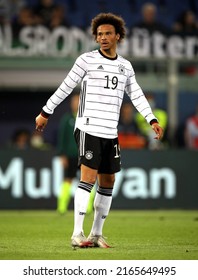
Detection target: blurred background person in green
<box><xmin>57</xmin><ymin>92</ymin><xmax>94</xmax><ymax>214</ymax></box>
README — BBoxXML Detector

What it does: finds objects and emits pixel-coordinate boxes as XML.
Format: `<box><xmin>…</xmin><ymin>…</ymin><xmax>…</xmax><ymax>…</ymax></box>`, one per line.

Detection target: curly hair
<box><xmin>91</xmin><ymin>13</ymin><xmax>126</xmax><ymax>43</ymax></box>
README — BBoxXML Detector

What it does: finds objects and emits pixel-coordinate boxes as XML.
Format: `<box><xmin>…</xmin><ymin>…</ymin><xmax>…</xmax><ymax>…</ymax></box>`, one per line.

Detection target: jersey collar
<box><xmin>98</xmin><ymin>49</ymin><xmax>118</xmax><ymax>60</ymax></box>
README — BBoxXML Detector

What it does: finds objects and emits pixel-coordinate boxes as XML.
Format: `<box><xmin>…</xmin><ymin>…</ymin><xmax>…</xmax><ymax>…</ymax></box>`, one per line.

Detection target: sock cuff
<box><xmin>97</xmin><ymin>186</ymin><xmax>113</xmax><ymax>196</ymax></box>
<box><xmin>78</xmin><ymin>181</ymin><xmax>94</xmax><ymax>193</ymax></box>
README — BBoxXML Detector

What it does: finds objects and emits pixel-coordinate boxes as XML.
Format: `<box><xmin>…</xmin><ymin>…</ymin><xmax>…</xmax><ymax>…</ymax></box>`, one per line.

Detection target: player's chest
<box><xmin>87</xmin><ymin>62</ymin><xmax>127</xmax><ymax>83</ymax></box>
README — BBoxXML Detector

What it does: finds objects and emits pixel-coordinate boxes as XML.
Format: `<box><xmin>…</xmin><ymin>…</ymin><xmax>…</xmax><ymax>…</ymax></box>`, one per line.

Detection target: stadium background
<box><xmin>0</xmin><ymin>0</ymin><xmax>198</xmax><ymax>210</ymax></box>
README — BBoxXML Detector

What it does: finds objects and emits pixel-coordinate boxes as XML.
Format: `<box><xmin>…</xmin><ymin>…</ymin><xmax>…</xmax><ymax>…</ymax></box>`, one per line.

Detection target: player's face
<box><xmin>96</xmin><ymin>24</ymin><xmax>120</xmax><ymax>54</ymax></box>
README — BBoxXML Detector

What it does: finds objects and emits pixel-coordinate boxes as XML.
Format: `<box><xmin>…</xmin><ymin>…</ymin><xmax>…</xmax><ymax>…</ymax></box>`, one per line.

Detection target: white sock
<box><xmin>90</xmin><ymin>186</ymin><xmax>113</xmax><ymax>236</ymax></box>
<box><xmin>72</xmin><ymin>181</ymin><xmax>94</xmax><ymax>236</ymax></box>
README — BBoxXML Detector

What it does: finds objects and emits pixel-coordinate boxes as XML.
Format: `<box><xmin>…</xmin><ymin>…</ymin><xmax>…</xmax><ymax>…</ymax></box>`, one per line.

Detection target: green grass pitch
<box><xmin>0</xmin><ymin>210</ymin><xmax>198</xmax><ymax>260</ymax></box>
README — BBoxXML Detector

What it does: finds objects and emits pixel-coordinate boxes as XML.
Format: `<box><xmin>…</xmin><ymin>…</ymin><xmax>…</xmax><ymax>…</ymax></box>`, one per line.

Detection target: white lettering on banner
<box><xmin>0</xmin><ymin>158</ymin><xmax>176</xmax><ymax>199</ymax></box>
<box><xmin>52</xmin><ymin>157</ymin><xmax>64</xmax><ymax>197</ymax></box>
<box><xmin>122</xmin><ymin>168</ymin><xmax>148</xmax><ymax>198</ymax></box>
<box><xmin>152</xmin><ymin>32</ymin><xmax>166</xmax><ymax>58</ymax></box>
<box><xmin>167</xmin><ymin>36</ymin><xmax>184</xmax><ymax>58</ymax></box>
<box><xmin>49</xmin><ymin>26</ymin><xmax>73</xmax><ymax>56</ymax></box>
<box><xmin>185</xmin><ymin>37</ymin><xmax>197</xmax><ymax>58</ymax></box>
<box><xmin>0</xmin><ymin>25</ymin><xmax>197</xmax><ymax>58</ymax></box>
<box><xmin>25</xmin><ymin>168</ymin><xmax>51</xmax><ymax>198</ymax></box>
<box><xmin>69</xmin><ymin>27</ymin><xmax>90</xmax><ymax>55</ymax></box>
<box><xmin>150</xmin><ymin>168</ymin><xmax>176</xmax><ymax>198</ymax></box>
<box><xmin>114</xmin><ymin>167</ymin><xmax>176</xmax><ymax>199</ymax></box>
<box><xmin>20</xmin><ymin>26</ymin><xmax>37</xmax><ymax>55</ymax></box>
<box><xmin>0</xmin><ymin>158</ymin><xmax>23</xmax><ymax>197</ymax></box>
<box><xmin>0</xmin><ymin>24</ymin><xmax>12</xmax><ymax>53</ymax></box>
<box><xmin>131</xmin><ymin>28</ymin><xmax>151</xmax><ymax>57</ymax></box>
<box><xmin>0</xmin><ymin>157</ymin><xmax>63</xmax><ymax>198</ymax></box>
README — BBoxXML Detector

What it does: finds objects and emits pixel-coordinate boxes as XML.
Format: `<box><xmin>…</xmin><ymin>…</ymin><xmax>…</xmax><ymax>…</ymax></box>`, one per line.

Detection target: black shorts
<box><xmin>74</xmin><ymin>128</ymin><xmax>121</xmax><ymax>174</ymax></box>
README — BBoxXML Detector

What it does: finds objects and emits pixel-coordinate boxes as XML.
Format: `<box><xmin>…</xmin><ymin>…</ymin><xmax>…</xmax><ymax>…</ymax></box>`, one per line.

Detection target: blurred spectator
<box><xmin>118</xmin><ymin>101</ymin><xmax>147</xmax><ymax>149</ymax></box>
<box><xmin>0</xmin><ymin>0</ymin><xmax>26</xmax><ymax>24</ymax></box>
<box><xmin>50</xmin><ymin>5</ymin><xmax>70</xmax><ymax>29</ymax></box>
<box><xmin>12</xmin><ymin>6</ymin><xmax>36</xmax><ymax>39</ymax></box>
<box><xmin>30</xmin><ymin>130</ymin><xmax>53</xmax><ymax>150</ymax></box>
<box><xmin>34</xmin><ymin>0</ymin><xmax>57</xmax><ymax>26</ymax></box>
<box><xmin>4</xmin><ymin>128</ymin><xmax>53</xmax><ymax>151</ymax></box>
<box><xmin>9</xmin><ymin>128</ymin><xmax>31</xmax><ymax>150</ymax></box>
<box><xmin>0</xmin><ymin>0</ymin><xmax>8</xmax><ymax>24</ymax></box>
<box><xmin>172</xmin><ymin>10</ymin><xmax>198</xmax><ymax>76</ymax></box>
<box><xmin>51</xmin><ymin>5</ymin><xmax>65</xmax><ymax>28</ymax></box>
<box><xmin>135</xmin><ymin>93</ymin><xmax>168</xmax><ymax>150</ymax></box>
<box><xmin>133</xmin><ymin>2</ymin><xmax>170</xmax><ymax>34</ymax></box>
<box><xmin>33</xmin><ymin>0</ymin><xmax>69</xmax><ymax>29</ymax></box>
<box><xmin>172</xmin><ymin>10</ymin><xmax>198</xmax><ymax>35</ymax></box>
<box><xmin>184</xmin><ymin>103</ymin><xmax>198</xmax><ymax>149</ymax></box>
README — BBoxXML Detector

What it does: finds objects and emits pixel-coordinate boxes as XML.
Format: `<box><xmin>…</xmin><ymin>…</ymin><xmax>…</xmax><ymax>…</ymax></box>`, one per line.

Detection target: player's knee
<box><xmin>80</xmin><ymin>174</ymin><xmax>97</xmax><ymax>185</ymax></box>
<box><xmin>100</xmin><ymin>174</ymin><xmax>115</xmax><ymax>187</ymax></box>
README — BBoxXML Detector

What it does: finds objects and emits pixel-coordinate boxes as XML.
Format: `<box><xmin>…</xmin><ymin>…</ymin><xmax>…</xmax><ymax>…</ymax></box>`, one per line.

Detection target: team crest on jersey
<box><xmin>118</xmin><ymin>64</ymin><xmax>125</xmax><ymax>74</ymax></box>
<box><xmin>85</xmin><ymin>150</ymin><xmax>93</xmax><ymax>160</ymax></box>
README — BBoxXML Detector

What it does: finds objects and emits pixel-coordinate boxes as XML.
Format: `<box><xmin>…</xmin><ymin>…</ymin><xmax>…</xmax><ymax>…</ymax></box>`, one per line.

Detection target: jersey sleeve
<box><xmin>125</xmin><ymin>66</ymin><xmax>157</xmax><ymax>124</ymax></box>
<box><xmin>42</xmin><ymin>54</ymin><xmax>87</xmax><ymax>115</ymax></box>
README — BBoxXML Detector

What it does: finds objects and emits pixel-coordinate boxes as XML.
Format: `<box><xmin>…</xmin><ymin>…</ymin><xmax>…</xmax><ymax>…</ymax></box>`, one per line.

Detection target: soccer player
<box><xmin>35</xmin><ymin>13</ymin><xmax>163</xmax><ymax>248</ymax></box>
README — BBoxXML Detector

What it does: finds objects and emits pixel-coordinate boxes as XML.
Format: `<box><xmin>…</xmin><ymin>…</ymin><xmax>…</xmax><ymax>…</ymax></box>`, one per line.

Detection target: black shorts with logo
<box><xmin>74</xmin><ymin>128</ymin><xmax>121</xmax><ymax>174</ymax></box>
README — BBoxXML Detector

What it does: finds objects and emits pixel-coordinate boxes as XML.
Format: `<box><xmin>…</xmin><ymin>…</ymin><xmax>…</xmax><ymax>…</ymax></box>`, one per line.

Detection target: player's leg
<box><xmin>88</xmin><ymin>137</ymin><xmax>121</xmax><ymax>248</ymax></box>
<box><xmin>72</xmin><ymin>164</ymin><xmax>97</xmax><ymax>235</ymax></box>
<box><xmin>88</xmin><ymin>173</ymin><xmax>114</xmax><ymax>248</ymax></box>
<box><xmin>71</xmin><ymin>129</ymin><xmax>100</xmax><ymax>247</ymax></box>
<box><xmin>71</xmin><ymin>165</ymin><xmax>97</xmax><ymax>248</ymax></box>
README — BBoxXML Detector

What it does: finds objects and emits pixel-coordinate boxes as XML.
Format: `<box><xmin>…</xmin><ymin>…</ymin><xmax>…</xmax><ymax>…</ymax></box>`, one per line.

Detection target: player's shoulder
<box><xmin>117</xmin><ymin>54</ymin><xmax>134</xmax><ymax>74</ymax></box>
<box><xmin>75</xmin><ymin>50</ymin><xmax>99</xmax><ymax>70</ymax></box>
<box><xmin>79</xmin><ymin>50</ymin><xmax>99</xmax><ymax>61</ymax></box>
<box><xmin>117</xmin><ymin>54</ymin><xmax>132</xmax><ymax>68</ymax></box>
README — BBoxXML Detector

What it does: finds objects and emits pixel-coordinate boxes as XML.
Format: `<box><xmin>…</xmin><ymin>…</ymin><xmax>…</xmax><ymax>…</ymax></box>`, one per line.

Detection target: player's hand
<box><xmin>35</xmin><ymin>114</ymin><xmax>48</xmax><ymax>132</ymax></box>
<box><xmin>151</xmin><ymin>123</ymin><xmax>164</xmax><ymax>140</ymax></box>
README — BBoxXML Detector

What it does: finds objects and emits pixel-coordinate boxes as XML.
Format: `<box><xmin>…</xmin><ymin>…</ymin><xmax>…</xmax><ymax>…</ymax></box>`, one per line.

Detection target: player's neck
<box><xmin>100</xmin><ymin>48</ymin><xmax>117</xmax><ymax>59</ymax></box>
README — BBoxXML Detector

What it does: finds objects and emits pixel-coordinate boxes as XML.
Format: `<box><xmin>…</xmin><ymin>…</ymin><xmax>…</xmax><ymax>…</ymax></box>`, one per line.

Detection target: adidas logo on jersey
<box><xmin>97</xmin><ymin>65</ymin><xmax>104</xmax><ymax>70</ymax></box>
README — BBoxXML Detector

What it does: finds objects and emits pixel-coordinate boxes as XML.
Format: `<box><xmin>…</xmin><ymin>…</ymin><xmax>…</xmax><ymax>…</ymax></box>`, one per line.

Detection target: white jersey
<box><xmin>43</xmin><ymin>49</ymin><xmax>156</xmax><ymax>139</ymax></box>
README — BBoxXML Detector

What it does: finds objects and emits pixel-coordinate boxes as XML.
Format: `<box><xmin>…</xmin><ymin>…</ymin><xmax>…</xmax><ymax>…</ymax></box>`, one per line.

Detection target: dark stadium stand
<box><xmin>7</xmin><ymin>0</ymin><xmax>197</xmax><ymax>29</ymax></box>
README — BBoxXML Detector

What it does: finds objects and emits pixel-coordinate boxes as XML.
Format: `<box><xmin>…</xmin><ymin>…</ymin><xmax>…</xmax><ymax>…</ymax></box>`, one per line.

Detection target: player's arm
<box><xmin>35</xmin><ymin>55</ymin><xmax>87</xmax><ymax>132</ymax></box>
<box><xmin>126</xmin><ymin>67</ymin><xmax>164</xmax><ymax>140</ymax></box>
